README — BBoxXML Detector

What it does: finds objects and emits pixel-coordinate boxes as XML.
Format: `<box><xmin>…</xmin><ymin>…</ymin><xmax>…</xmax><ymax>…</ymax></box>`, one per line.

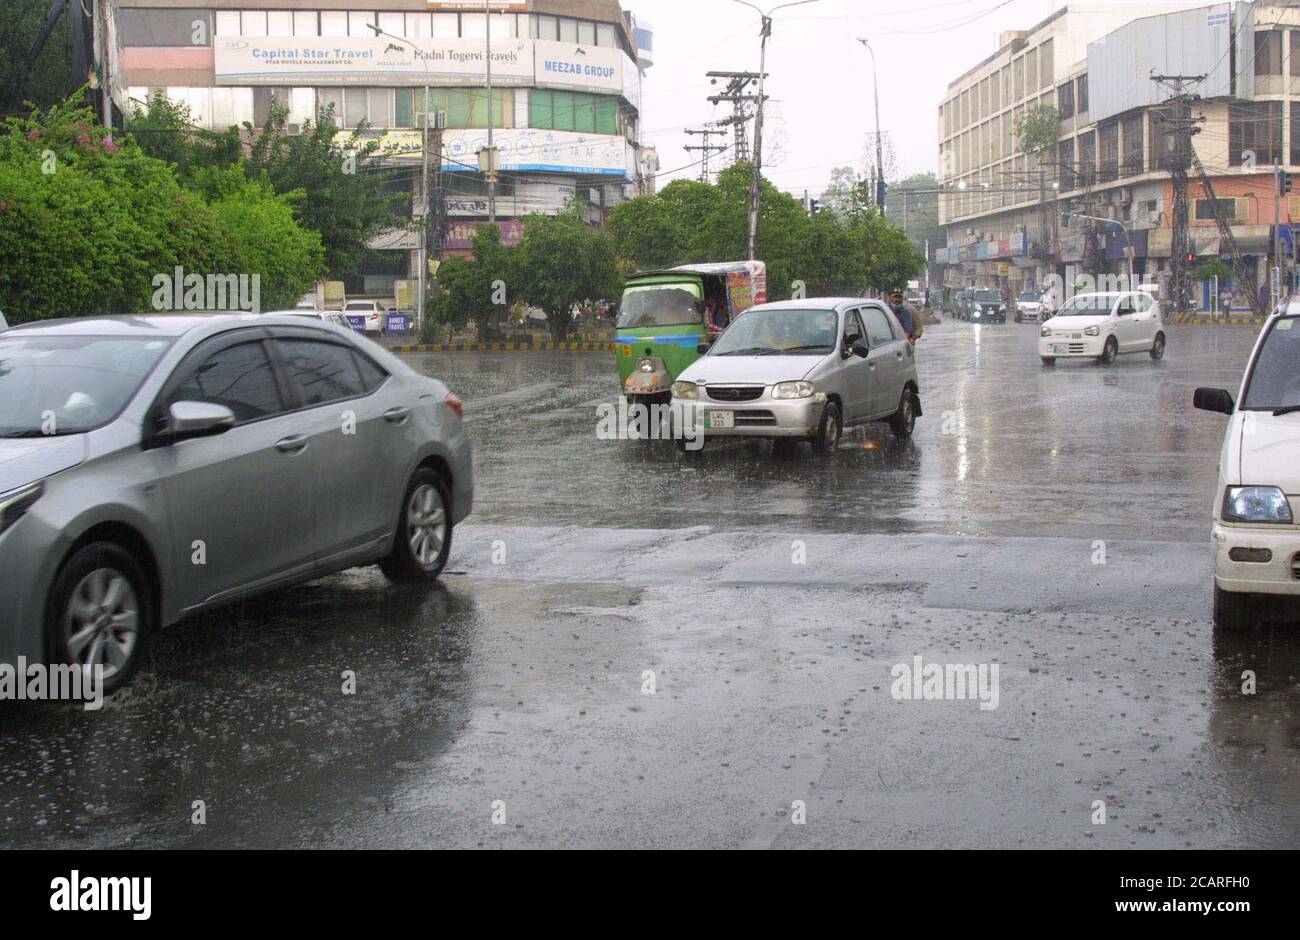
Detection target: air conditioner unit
<box><xmin>1118</xmin><ymin>187</ymin><xmax>1133</xmax><ymax>205</ymax></box>
<box><xmin>286</xmin><ymin>123</ymin><xmax>303</xmax><ymax>136</ymax></box>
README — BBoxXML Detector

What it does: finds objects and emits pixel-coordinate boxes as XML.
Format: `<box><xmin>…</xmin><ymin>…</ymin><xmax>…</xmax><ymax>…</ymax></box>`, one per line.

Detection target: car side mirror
<box><xmin>168</xmin><ymin>401</ymin><xmax>235</xmax><ymax>441</ymax></box>
<box><xmin>850</xmin><ymin>339</ymin><xmax>871</xmax><ymax>359</ymax></box>
<box><xmin>1193</xmin><ymin>387</ymin><xmax>1234</xmax><ymax>415</ymax></box>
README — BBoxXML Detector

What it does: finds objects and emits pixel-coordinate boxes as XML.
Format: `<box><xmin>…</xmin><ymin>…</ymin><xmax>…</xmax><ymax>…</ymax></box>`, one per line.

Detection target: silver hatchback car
<box><xmin>0</xmin><ymin>315</ymin><xmax>473</xmax><ymax>693</ymax></box>
<box><xmin>670</xmin><ymin>299</ymin><xmax>922</xmax><ymax>453</ymax></box>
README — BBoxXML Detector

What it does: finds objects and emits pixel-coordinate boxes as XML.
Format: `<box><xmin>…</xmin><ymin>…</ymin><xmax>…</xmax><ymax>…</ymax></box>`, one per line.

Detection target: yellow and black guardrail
<box><xmin>1167</xmin><ymin>311</ymin><xmax>1267</xmax><ymax>326</ymax></box>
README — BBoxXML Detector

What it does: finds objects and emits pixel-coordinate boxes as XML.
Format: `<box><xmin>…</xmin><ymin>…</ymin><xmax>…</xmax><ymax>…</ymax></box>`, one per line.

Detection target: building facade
<box><xmin>936</xmin><ymin>2</ymin><xmax>1300</xmax><ymax>311</ymax></box>
<box><xmin>113</xmin><ymin>0</ymin><xmax>654</xmax><ymax>296</ymax></box>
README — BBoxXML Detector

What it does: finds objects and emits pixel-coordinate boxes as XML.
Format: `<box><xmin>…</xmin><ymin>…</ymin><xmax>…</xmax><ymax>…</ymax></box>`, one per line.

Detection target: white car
<box><xmin>1196</xmin><ymin>304</ymin><xmax>1300</xmax><ymax>629</ymax></box>
<box><xmin>265</xmin><ymin>309</ymin><xmax>351</xmax><ymax>330</ymax></box>
<box><xmin>1039</xmin><ymin>291</ymin><xmax>1165</xmax><ymax>365</ymax></box>
<box><xmin>345</xmin><ymin>300</ymin><xmax>385</xmax><ymax>335</ymax></box>
<box><xmin>1014</xmin><ymin>291</ymin><xmax>1045</xmax><ymax>323</ymax></box>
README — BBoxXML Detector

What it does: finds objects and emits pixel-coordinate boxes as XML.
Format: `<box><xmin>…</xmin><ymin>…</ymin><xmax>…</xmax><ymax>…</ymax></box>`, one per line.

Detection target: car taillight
<box><xmin>445</xmin><ymin>393</ymin><xmax>464</xmax><ymax>419</ymax></box>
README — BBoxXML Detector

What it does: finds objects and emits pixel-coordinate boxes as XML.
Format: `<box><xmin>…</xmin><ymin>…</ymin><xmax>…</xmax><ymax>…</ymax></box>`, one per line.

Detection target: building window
<box><xmin>377</xmin><ymin>12</ymin><xmax>404</xmax><ymax>37</ymax></box>
<box><xmin>1077</xmin><ymin>130</ymin><xmax>1096</xmax><ymax>187</ymax></box>
<box><xmin>119</xmin><ymin>8</ymin><xmax>214</xmax><ymax>46</ymax></box>
<box><xmin>240</xmin><ymin>11</ymin><xmax>267</xmax><ymax>37</ymax></box>
<box><xmin>412</xmin><ymin>88</ymin><xmax>516</xmax><ymax>130</ymax></box>
<box><xmin>1039</xmin><ymin>40</ymin><xmax>1053</xmax><ymax>90</ymax></box>
<box><xmin>293</xmin><ymin>12</ymin><xmax>317</xmax><ymax>37</ymax></box>
<box><xmin>1195</xmin><ymin>198</ymin><xmax>1240</xmax><ymax>222</ymax></box>
<box><xmin>267</xmin><ymin>11</ymin><xmax>292</xmax><ymax>36</ymax></box>
<box><xmin>1255</xmin><ymin>30</ymin><xmax>1283</xmax><ymax>76</ymax></box>
<box><xmin>1121</xmin><ymin>113</ymin><xmax>1143</xmax><ymax>177</ymax></box>
<box><xmin>1058</xmin><ymin>138</ymin><xmax>1076</xmax><ymax>189</ymax></box>
<box><xmin>530</xmin><ymin>90</ymin><xmax>618</xmax><ymax>134</ymax></box>
<box><xmin>1013</xmin><ymin>56</ymin><xmax>1024</xmax><ymax>101</ymax></box>
<box><xmin>214</xmin><ymin>10</ymin><xmax>240</xmax><ymax>36</ymax></box>
<box><xmin>320</xmin><ymin>12</ymin><xmax>347</xmax><ymax>37</ymax></box>
<box><xmin>597</xmin><ymin>24</ymin><xmax>616</xmax><ymax>48</ymax></box>
<box><xmin>1292</xmin><ymin>32</ymin><xmax>1300</xmax><ymax>77</ymax></box>
<box><xmin>1076</xmin><ymin>75</ymin><xmax>1088</xmax><ymax>114</ymax></box>
<box><xmin>431</xmin><ymin>13</ymin><xmax>458</xmax><ymax>37</ymax></box>
<box><xmin>1230</xmin><ymin>101</ymin><xmax>1282</xmax><ymax>165</ymax></box>
<box><xmin>536</xmin><ymin>15</ymin><xmax>558</xmax><ymax>41</ymax></box>
<box><xmin>1292</xmin><ymin>102</ymin><xmax>1300</xmax><ymax>165</ymax></box>
<box><xmin>348</xmin><ymin>11</ymin><xmax>375</xmax><ymax>37</ymax></box>
<box><xmin>1098</xmin><ymin>121</ymin><xmax>1119</xmax><ymax>183</ymax></box>
<box><xmin>1057</xmin><ymin>82</ymin><xmax>1075</xmax><ymax>120</ymax></box>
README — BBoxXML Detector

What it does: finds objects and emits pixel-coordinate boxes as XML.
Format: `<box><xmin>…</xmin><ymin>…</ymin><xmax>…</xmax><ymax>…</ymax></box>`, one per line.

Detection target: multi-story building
<box><xmin>936</xmin><ymin>2</ymin><xmax>1300</xmax><ymax>311</ymax></box>
<box><xmin>112</xmin><ymin>1</ymin><xmax>654</xmax><ymax>296</ymax></box>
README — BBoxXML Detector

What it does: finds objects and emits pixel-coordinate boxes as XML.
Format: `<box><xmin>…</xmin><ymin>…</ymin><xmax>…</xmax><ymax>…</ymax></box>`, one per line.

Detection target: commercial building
<box><xmin>112</xmin><ymin>1</ymin><xmax>655</xmax><ymax>297</ymax></box>
<box><xmin>936</xmin><ymin>2</ymin><xmax>1300</xmax><ymax>311</ymax></box>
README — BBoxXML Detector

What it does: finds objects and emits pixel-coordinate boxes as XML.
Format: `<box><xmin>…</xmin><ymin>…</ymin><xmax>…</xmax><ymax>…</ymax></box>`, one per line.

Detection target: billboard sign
<box><xmin>214</xmin><ymin>37</ymin><xmax>533</xmax><ymax>86</ymax></box>
<box><xmin>533</xmin><ymin>40</ymin><xmax>624</xmax><ymax>93</ymax></box>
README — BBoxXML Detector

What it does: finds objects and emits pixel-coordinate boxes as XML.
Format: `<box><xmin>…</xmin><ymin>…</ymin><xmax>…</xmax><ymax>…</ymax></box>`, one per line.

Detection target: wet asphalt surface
<box><xmin>3</xmin><ymin>319</ymin><xmax>1299</xmax><ymax>849</ymax></box>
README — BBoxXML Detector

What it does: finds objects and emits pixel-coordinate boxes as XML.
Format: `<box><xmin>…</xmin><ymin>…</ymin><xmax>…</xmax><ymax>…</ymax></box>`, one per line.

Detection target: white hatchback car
<box><xmin>1195</xmin><ymin>305</ymin><xmax>1300</xmax><ymax>629</ymax></box>
<box><xmin>1039</xmin><ymin>291</ymin><xmax>1166</xmax><ymax>365</ymax></box>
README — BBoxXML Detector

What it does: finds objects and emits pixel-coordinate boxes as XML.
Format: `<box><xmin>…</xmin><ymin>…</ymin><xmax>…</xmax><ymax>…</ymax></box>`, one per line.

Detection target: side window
<box><xmin>275</xmin><ymin>338</ymin><xmax>368</xmax><ymax>406</ymax></box>
<box><xmin>167</xmin><ymin>340</ymin><xmax>284</xmax><ymax>424</ymax></box>
<box><xmin>862</xmin><ymin>307</ymin><xmax>896</xmax><ymax>347</ymax></box>
<box><xmin>354</xmin><ymin>350</ymin><xmax>389</xmax><ymax>393</ymax></box>
<box><xmin>843</xmin><ymin>310</ymin><xmax>865</xmax><ymax>347</ymax></box>
<box><xmin>1136</xmin><ymin>293</ymin><xmax>1153</xmax><ymax>313</ymax></box>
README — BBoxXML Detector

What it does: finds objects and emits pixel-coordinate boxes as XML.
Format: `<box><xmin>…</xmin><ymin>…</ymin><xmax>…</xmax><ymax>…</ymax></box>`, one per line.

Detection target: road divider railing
<box><xmin>388</xmin><ymin>340</ymin><xmax>618</xmax><ymax>354</ymax></box>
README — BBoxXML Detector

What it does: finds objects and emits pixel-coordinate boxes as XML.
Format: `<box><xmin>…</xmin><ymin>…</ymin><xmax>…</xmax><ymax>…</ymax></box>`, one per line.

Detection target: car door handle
<box><xmin>384</xmin><ymin>407</ymin><xmax>411</xmax><ymax>424</ymax></box>
<box><xmin>275</xmin><ymin>435</ymin><xmax>309</xmax><ymax>454</ymax></box>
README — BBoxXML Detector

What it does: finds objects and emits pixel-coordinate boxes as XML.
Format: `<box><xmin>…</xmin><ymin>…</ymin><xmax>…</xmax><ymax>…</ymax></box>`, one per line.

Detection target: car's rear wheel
<box><xmin>811</xmin><ymin>401</ymin><xmax>842</xmax><ymax>455</ymax></box>
<box><xmin>381</xmin><ymin>468</ymin><xmax>452</xmax><ymax>583</ymax></box>
<box><xmin>46</xmin><ymin>542</ymin><xmax>153</xmax><ymax>695</ymax></box>
<box><xmin>1099</xmin><ymin>336</ymin><xmax>1118</xmax><ymax>365</ymax></box>
<box><xmin>1150</xmin><ymin>332</ymin><xmax>1166</xmax><ymax>360</ymax></box>
<box><xmin>1213</xmin><ymin>583</ymin><xmax>1260</xmax><ymax>631</ymax></box>
<box><xmin>889</xmin><ymin>389</ymin><xmax>917</xmax><ymax>440</ymax></box>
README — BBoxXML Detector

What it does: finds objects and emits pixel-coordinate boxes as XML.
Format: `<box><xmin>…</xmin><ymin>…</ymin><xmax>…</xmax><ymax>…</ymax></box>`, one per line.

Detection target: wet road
<box><xmin>3</xmin><ymin>321</ymin><xmax>1298</xmax><ymax>849</ymax></box>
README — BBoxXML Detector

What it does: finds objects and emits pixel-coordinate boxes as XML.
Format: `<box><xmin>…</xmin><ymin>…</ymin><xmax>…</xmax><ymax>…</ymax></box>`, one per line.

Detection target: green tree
<box><xmin>1015</xmin><ymin>105</ymin><xmax>1062</xmax><ymax>257</ymax></box>
<box><xmin>427</xmin><ymin>224</ymin><xmax>515</xmax><ymax>340</ymax></box>
<box><xmin>128</xmin><ymin>92</ymin><xmax>243</xmax><ymax>182</ymax></box>
<box><xmin>513</xmin><ymin>206</ymin><xmax>620</xmax><ymax>342</ymax></box>
<box><xmin>0</xmin><ymin>0</ymin><xmax>75</xmax><ymax>114</ymax></box>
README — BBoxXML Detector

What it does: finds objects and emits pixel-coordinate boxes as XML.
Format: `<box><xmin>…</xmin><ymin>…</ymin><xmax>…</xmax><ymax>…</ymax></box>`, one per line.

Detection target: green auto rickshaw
<box><xmin>615</xmin><ymin>261</ymin><xmax>768</xmax><ymax>405</ymax></box>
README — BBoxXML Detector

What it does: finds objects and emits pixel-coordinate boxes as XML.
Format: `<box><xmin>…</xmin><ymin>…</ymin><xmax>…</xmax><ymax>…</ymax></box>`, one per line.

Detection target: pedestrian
<box><xmin>889</xmin><ymin>290</ymin><xmax>922</xmax><ymax>342</ymax></box>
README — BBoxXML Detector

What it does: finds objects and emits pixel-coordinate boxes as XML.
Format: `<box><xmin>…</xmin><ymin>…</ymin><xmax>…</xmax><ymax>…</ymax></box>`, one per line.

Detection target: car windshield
<box><xmin>1242</xmin><ymin>316</ymin><xmax>1300</xmax><ymax>411</ymax></box>
<box><xmin>1057</xmin><ymin>295</ymin><xmax>1118</xmax><ymax>316</ymax></box>
<box><xmin>617</xmin><ymin>283</ymin><xmax>704</xmax><ymax>329</ymax></box>
<box><xmin>0</xmin><ymin>335</ymin><xmax>172</xmax><ymax>436</ymax></box>
<box><xmin>1019</xmin><ymin>292</ymin><xmax>1041</xmax><ymax>302</ymax></box>
<box><xmin>345</xmin><ymin>304</ymin><xmax>373</xmax><ymax>311</ymax></box>
<box><xmin>974</xmin><ymin>291</ymin><xmax>1002</xmax><ymax>303</ymax></box>
<box><xmin>709</xmin><ymin>308</ymin><xmax>839</xmax><ymax>356</ymax></box>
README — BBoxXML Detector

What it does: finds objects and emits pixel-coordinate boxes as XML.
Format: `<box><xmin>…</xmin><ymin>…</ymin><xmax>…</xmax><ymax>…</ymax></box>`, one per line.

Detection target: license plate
<box><xmin>704</xmin><ymin>410</ymin><xmax>734</xmax><ymax>429</ymax></box>
<box><xmin>1052</xmin><ymin>344</ymin><xmax>1065</xmax><ymax>354</ymax></box>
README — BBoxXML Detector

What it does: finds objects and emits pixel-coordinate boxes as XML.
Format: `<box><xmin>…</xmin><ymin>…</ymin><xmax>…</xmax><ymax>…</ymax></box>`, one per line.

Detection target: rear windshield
<box><xmin>617</xmin><ymin>283</ymin><xmax>704</xmax><ymax>330</ymax></box>
<box><xmin>974</xmin><ymin>291</ymin><xmax>1002</xmax><ymax>303</ymax></box>
<box><xmin>1242</xmin><ymin>316</ymin><xmax>1300</xmax><ymax>411</ymax></box>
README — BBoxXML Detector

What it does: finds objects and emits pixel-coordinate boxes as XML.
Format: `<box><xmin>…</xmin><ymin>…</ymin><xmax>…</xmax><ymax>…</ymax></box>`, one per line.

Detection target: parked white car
<box><xmin>1195</xmin><ymin>304</ymin><xmax>1300</xmax><ymax>629</ymax></box>
<box><xmin>345</xmin><ymin>300</ymin><xmax>384</xmax><ymax>335</ymax></box>
<box><xmin>267</xmin><ymin>309</ymin><xmax>352</xmax><ymax>330</ymax></box>
<box><xmin>1039</xmin><ymin>291</ymin><xmax>1166</xmax><ymax>365</ymax></box>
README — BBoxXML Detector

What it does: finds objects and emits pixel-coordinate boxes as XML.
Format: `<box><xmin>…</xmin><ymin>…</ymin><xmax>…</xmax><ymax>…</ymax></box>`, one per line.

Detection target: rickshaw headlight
<box><xmin>672</xmin><ymin>381</ymin><xmax>699</xmax><ymax>400</ymax></box>
<box><xmin>772</xmin><ymin>381</ymin><xmax>815</xmax><ymax>400</ymax></box>
<box><xmin>638</xmin><ymin>358</ymin><xmax>656</xmax><ymax>373</ymax></box>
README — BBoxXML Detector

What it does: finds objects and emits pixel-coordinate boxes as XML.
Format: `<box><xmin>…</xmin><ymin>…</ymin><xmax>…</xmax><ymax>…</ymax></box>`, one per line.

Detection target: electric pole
<box><xmin>1151</xmin><ymin>75</ymin><xmax>1204</xmax><ymax>314</ymax></box>
<box><xmin>707</xmin><ymin>71</ymin><xmax>762</xmax><ymax>165</ymax></box>
<box><xmin>684</xmin><ymin>126</ymin><xmax>727</xmax><ymax>183</ymax></box>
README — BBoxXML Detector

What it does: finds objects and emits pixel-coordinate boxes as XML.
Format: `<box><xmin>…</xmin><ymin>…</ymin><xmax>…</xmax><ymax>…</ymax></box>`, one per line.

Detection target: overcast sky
<box><xmin>637</xmin><ymin>0</ymin><xmax>1090</xmax><ymax>195</ymax></box>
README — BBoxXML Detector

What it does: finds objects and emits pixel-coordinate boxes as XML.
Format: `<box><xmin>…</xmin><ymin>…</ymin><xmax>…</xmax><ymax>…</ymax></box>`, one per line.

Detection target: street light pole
<box><xmin>484</xmin><ymin>0</ymin><xmax>498</xmax><ymax>224</ymax></box>
<box><xmin>733</xmin><ymin>0</ymin><xmax>820</xmax><ymax>262</ymax></box>
<box><xmin>857</xmin><ymin>38</ymin><xmax>885</xmax><ymax>217</ymax></box>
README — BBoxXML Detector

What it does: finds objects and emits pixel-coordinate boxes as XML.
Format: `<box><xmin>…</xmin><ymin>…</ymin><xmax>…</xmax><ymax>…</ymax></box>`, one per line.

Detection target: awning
<box><xmin>1229</xmin><ymin>225</ymin><xmax>1273</xmax><ymax>255</ymax></box>
<box><xmin>1147</xmin><ymin>228</ymin><xmax>1220</xmax><ymax>258</ymax></box>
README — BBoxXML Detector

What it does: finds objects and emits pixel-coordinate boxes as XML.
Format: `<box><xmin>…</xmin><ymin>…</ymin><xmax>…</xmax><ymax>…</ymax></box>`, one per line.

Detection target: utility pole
<box><xmin>857</xmin><ymin>38</ymin><xmax>885</xmax><ymax>216</ymax></box>
<box><xmin>732</xmin><ymin>0</ymin><xmax>819</xmax><ymax>262</ymax></box>
<box><xmin>1151</xmin><ymin>75</ymin><xmax>1205</xmax><ymax>313</ymax></box>
<box><xmin>484</xmin><ymin>0</ymin><xmax>497</xmax><ymax>225</ymax></box>
<box><xmin>707</xmin><ymin>71</ymin><xmax>762</xmax><ymax>165</ymax></box>
<box><xmin>684</xmin><ymin>126</ymin><xmax>727</xmax><ymax>183</ymax></box>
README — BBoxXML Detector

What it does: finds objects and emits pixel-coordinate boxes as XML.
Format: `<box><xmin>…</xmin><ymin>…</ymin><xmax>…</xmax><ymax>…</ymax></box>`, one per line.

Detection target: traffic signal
<box><xmin>1281</xmin><ymin>171</ymin><xmax>1294</xmax><ymax>196</ymax></box>
<box><xmin>1186</xmin><ymin>253</ymin><xmax>1196</xmax><ymax>264</ymax></box>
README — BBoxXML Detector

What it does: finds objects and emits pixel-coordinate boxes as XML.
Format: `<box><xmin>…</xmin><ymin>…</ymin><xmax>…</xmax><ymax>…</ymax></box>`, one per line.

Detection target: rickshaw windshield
<box><xmin>617</xmin><ymin>283</ymin><xmax>704</xmax><ymax>329</ymax></box>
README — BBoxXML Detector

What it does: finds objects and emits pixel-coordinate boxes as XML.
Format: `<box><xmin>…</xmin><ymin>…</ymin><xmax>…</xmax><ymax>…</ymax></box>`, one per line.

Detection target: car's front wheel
<box><xmin>1150</xmin><ymin>332</ymin><xmax>1166</xmax><ymax>360</ymax></box>
<box><xmin>889</xmin><ymin>389</ymin><xmax>917</xmax><ymax>440</ymax></box>
<box><xmin>1098</xmin><ymin>336</ymin><xmax>1119</xmax><ymax>365</ymax></box>
<box><xmin>47</xmin><ymin>542</ymin><xmax>153</xmax><ymax>695</ymax></box>
<box><xmin>381</xmin><ymin>468</ymin><xmax>453</xmax><ymax>583</ymax></box>
<box><xmin>811</xmin><ymin>401</ymin><xmax>842</xmax><ymax>455</ymax></box>
<box><xmin>1213</xmin><ymin>584</ymin><xmax>1260</xmax><ymax>631</ymax></box>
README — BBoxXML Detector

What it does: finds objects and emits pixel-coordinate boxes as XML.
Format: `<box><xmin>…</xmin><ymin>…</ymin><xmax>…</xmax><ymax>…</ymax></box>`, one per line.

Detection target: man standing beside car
<box><xmin>889</xmin><ymin>290</ymin><xmax>922</xmax><ymax>343</ymax></box>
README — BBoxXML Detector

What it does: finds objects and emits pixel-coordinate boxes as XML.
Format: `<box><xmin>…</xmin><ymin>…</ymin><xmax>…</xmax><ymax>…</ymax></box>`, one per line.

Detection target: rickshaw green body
<box><xmin>615</xmin><ymin>262</ymin><xmax>767</xmax><ymax>401</ymax></box>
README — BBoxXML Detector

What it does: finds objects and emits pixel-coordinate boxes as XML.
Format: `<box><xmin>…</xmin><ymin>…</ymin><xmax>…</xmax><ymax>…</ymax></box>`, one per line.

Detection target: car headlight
<box><xmin>638</xmin><ymin>358</ymin><xmax>656</xmax><ymax>373</ymax></box>
<box><xmin>772</xmin><ymin>381</ymin><xmax>815</xmax><ymax>400</ymax></box>
<box><xmin>1223</xmin><ymin>486</ymin><xmax>1294</xmax><ymax>524</ymax></box>
<box><xmin>1041</xmin><ymin>326</ymin><xmax>1052</xmax><ymax>337</ymax></box>
<box><xmin>1084</xmin><ymin>325</ymin><xmax>1100</xmax><ymax>336</ymax></box>
<box><xmin>0</xmin><ymin>480</ymin><xmax>43</xmax><ymax>537</ymax></box>
<box><xmin>671</xmin><ymin>381</ymin><xmax>699</xmax><ymax>400</ymax></box>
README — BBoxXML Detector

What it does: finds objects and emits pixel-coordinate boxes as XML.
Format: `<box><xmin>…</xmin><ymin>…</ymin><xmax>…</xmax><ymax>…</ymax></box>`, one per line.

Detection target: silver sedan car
<box><xmin>0</xmin><ymin>314</ymin><xmax>472</xmax><ymax>693</ymax></box>
<box><xmin>670</xmin><ymin>299</ymin><xmax>922</xmax><ymax>454</ymax></box>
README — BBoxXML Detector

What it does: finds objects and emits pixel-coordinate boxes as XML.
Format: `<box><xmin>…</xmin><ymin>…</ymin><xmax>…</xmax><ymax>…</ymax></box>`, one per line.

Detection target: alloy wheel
<box><xmin>406</xmin><ymin>484</ymin><xmax>447</xmax><ymax>569</ymax></box>
<box><xmin>63</xmin><ymin>568</ymin><xmax>139</xmax><ymax>681</ymax></box>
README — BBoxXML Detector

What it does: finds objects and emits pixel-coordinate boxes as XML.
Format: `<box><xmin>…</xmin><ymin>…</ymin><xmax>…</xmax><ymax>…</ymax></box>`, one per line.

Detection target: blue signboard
<box><xmin>385</xmin><ymin>314</ymin><xmax>409</xmax><ymax>335</ymax></box>
<box><xmin>345</xmin><ymin>315</ymin><xmax>367</xmax><ymax>334</ymax></box>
